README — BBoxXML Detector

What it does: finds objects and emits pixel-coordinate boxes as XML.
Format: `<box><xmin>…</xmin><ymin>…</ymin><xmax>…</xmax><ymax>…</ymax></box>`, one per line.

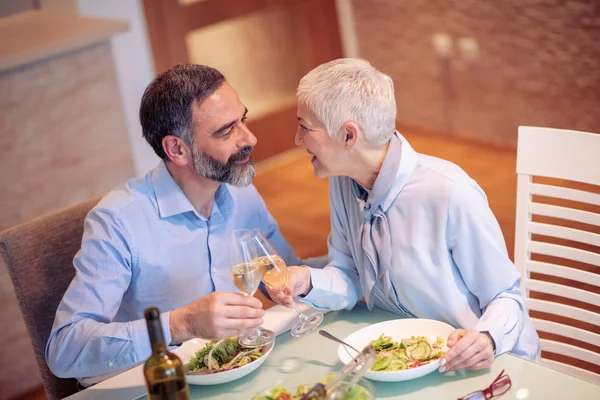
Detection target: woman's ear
<box><xmin>342</xmin><ymin>122</ymin><xmax>360</xmax><ymax>150</ymax></box>
<box><xmin>162</xmin><ymin>135</ymin><xmax>190</xmax><ymax>166</ymax></box>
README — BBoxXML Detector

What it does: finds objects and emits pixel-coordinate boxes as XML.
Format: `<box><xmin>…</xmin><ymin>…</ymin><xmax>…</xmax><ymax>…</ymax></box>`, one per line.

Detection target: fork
<box><xmin>318</xmin><ymin>329</ymin><xmax>360</xmax><ymax>360</ymax></box>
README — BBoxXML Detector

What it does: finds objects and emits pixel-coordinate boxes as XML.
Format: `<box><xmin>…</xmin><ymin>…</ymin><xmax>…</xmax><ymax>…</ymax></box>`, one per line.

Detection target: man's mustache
<box><xmin>230</xmin><ymin>146</ymin><xmax>254</xmax><ymax>162</ymax></box>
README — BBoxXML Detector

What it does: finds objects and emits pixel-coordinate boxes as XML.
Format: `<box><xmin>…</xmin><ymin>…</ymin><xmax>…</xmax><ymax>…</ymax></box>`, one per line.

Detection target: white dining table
<box><xmin>65</xmin><ymin>302</ymin><xmax>600</xmax><ymax>399</ymax></box>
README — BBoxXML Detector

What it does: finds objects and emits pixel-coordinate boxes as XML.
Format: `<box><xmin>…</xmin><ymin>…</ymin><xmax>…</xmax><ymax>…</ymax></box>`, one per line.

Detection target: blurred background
<box><xmin>0</xmin><ymin>0</ymin><xmax>599</xmax><ymax>399</ymax></box>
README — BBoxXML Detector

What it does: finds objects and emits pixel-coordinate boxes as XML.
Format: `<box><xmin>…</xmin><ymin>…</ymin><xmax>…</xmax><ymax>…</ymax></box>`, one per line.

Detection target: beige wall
<box><xmin>39</xmin><ymin>0</ymin><xmax>77</xmax><ymax>12</ymax></box>
<box><xmin>0</xmin><ymin>0</ymin><xmax>76</xmax><ymax>17</ymax></box>
<box><xmin>0</xmin><ymin>0</ymin><xmax>36</xmax><ymax>17</ymax></box>
<box><xmin>0</xmin><ymin>42</ymin><xmax>134</xmax><ymax>231</ymax></box>
<box><xmin>352</xmin><ymin>0</ymin><xmax>600</xmax><ymax>146</ymax></box>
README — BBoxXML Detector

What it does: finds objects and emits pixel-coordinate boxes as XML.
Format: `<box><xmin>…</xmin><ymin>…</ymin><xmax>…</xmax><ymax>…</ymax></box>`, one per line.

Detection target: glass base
<box><xmin>291</xmin><ymin>311</ymin><xmax>324</xmax><ymax>337</ymax></box>
<box><xmin>238</xmin><ymin>327</ymin><xmax>275</xmax><ymax>348</ymax></box>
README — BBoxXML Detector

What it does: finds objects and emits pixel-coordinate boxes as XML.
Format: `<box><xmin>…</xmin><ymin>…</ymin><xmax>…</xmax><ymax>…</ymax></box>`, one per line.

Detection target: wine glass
<box><xmin>251</xmin><ymin>229</ymin><xmax>324</xmax><ymax>337</ymax></box>
<box><xmin>230</xmin><ymin>229</ymin><xmax>275</xmax><ymax>348</ymax></box>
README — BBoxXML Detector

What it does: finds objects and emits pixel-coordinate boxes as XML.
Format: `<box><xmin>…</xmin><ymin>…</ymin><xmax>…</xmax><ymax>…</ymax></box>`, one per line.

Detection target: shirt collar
<box><xmin>213</xmin><ymin>184</ymin><xmax>234</xmax><ymax>223</ymax></box>
<box><xmin>151</xmin><ymin>161</ymin><xmax>234</xmax><ymax>222</ymax></box>
<box><xmin>352</xmin><ymin>131</ymin><xmax>418</xmax><ymax>213</ymax></box>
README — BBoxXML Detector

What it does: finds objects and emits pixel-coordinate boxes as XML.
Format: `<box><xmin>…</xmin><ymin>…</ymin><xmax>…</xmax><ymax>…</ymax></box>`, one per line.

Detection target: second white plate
<box><xmin>338</xmin><ymin>318</ymin><xmax>454</xmax><ymax>382</ymax></box>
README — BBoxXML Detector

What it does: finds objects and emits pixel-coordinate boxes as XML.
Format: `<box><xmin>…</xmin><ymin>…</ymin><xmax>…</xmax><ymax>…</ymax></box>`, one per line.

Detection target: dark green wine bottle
<box><xmin>143</xmin><ymin>307</ymin><xmax>190</xmax><ymax>400</ymax></box>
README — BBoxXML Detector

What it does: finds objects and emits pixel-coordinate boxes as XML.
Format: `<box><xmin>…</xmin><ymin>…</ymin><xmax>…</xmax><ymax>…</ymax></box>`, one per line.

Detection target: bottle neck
<box><xmin>147</xmin><ymin>316</ymin><xmax>167</xmax><ymax>356</ymax></box>
<box><xmin>151</xmin><ymin>341</ymin><xmax>167</xmax><ymax>356</ymax></box>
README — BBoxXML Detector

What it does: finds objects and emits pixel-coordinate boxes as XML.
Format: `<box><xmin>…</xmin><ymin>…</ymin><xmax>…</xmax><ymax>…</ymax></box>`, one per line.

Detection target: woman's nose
<box><xmin>295</xmin><ymin>129</ymin><xmax>304</xmax><ymax>146</ymax></box>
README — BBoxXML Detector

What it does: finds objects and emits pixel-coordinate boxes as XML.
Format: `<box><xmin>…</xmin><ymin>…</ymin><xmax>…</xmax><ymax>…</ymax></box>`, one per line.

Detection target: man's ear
<box><xmin>162</xmin><ymin>135</ymin><xmax>190</xmax><ymax>166</ymax></box>
<box><xmin>342</xmin><ymin>122</ymin><xmax>360</xmax><ymax>150</ymax></box>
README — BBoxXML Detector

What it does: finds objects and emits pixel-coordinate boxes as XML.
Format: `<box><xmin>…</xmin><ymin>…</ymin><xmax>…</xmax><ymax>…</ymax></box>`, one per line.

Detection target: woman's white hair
<box><xmin>297</xmin><ymin>58</ymin><xmax>396</xmax><ymax>146</ymax></box>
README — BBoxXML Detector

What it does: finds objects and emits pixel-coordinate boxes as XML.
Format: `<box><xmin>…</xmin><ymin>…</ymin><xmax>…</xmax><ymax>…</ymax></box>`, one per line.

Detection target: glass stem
<box><xmin>243</xmin><ymin>293</ymin><xmax>263</xmax><ymax>337</ymax></box>
<box><xmin>292</xmin><ymin>297</ymin><xmax>309</xmax><ymax>322</ymax></box>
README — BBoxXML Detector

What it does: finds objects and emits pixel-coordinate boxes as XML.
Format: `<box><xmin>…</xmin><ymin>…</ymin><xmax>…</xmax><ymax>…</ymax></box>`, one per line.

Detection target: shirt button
<box><xmin>108</xmin><ymin>361</ymin><xmax>114</xmax><ymax>367</ymax></box>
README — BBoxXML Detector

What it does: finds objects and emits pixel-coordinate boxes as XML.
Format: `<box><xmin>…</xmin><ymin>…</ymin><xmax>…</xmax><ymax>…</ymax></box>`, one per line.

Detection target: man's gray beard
<box><xmin>191</xmin><ymin>146</ymin><xmax>255</xmax><ymax>187</ymax></box>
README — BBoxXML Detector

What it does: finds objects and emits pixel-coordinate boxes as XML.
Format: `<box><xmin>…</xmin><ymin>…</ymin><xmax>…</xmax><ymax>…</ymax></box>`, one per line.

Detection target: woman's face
<box><xmin>295</xmin><ymin>101</ymin><xmax>349</xmax><ymax>179</ymax></box>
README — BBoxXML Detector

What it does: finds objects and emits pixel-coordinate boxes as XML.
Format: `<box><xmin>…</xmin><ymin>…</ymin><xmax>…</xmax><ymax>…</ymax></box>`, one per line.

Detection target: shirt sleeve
<box><xmin>45</xmin><ymin>208</ymin><xmax>176</xmax><ymax>379</ymax></box>
<box><xmin>300</xmin><ymin>179</ymin><xmax>362</xmax><ymax>311</ymax></box>
<box><xmin>446</xmin><ymin>180</ymin><xmax>527</xmax><ymax>355</ymax></box>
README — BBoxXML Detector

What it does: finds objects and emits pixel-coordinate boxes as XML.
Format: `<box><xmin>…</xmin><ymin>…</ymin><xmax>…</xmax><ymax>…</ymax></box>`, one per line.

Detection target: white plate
<box><xmin>338</xmin><ymin>319</ymin><xmax>454</xmax><ymax>382</ymax></box>
<box><xmin>180</xmin><ymin>339</ymin><xmax>274</xmax><ymax>385</ymax></box>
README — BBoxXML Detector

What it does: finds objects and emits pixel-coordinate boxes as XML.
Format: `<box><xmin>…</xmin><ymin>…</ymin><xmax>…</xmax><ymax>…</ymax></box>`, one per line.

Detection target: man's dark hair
<box><xmin>139</xmin><ymin>64</ymin><xmax>226</xmax><ymax>160</ymax></box>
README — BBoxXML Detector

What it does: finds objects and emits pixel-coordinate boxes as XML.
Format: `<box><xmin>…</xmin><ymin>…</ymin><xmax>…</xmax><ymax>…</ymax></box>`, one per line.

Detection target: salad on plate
<box><xmin>369</xmin><ymin>334</ymin><xmax>446</xmax><ymax>372</ymax></box>
<box><xmin>185</xmin><ymin>337</ymin><xmax>265</xmax><ymax>374</ymax></box>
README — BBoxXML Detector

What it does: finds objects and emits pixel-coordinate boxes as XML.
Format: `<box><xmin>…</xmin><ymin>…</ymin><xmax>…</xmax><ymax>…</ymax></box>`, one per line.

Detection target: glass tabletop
<box><xmin>145</xmin><ymin>303</ymin><xmax>600</xmax><ymax>399</ymax></box>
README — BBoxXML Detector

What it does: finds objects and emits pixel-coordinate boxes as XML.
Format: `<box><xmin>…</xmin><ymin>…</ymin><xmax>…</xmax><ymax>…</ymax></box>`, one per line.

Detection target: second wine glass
<box><xmin>230</xmin><ymin>229</ymin><xmax>275</xmax><ymax>348</ymax></box>
<box><xmin>252</xmin><ymin>230</ymin><xmax>324</xmax><ymax>337</ymax></box>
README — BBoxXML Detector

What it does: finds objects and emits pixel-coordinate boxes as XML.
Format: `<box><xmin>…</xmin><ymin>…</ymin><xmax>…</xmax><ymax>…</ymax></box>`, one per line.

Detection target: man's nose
<box><xmin>241</xmin><ymin>124</ymin><xmax>257</xmax><ymax>148</ymax></box>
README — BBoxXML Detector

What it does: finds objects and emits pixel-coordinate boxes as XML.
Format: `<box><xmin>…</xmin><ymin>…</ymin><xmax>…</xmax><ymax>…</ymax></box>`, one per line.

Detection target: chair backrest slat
<box><xmin>525</xmin><ymin>298</ymin><xmax>600</xmax><ymax>326</ymax></box>
<box><xmin>526</xmin><ymin>260</ymin><xmax>600</xmax><ymax>287</ymax></box>
<box><xmin>533</xmin><ymin>319</ymin><xmax>600</xmax><ymax>348</ymax></box>
<box><xmin>540</xmin><ymin>339</ymin><xmax>600</xmax><ymax>368</ymax></box>
<box><xmin>528</xmin><ymin>241</ymin><xmax>600</xmax><ymax>267</ymax></box>
<box><xmin>529</xmin><ymin>202</ymin><xmax>600</xmax><ymax>227</ymax></box>
<box><xmin>543</xmin><ymin>359</ymin><xmax>600</xmax><ymax>385</ymax></box>
<box><xmin>528</xmin><ymin>221</ymin><xmax>600</xmax><ymax>247</ymax></box>
<box><xmin>525</xmin><ymin>279</ymin><xmax>600</xmax><ymax>307</ymax></box>
<box><xmin>530</xmin><ymin>183</ymin><xmax>600</xmax><ymax>206</ymax></box>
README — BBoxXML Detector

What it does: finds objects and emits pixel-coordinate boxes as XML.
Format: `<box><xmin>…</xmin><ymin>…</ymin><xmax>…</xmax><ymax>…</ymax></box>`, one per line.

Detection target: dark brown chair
<box><xmin>0</xmin><ymin>196</ymin><xmax>103</xmax><ymax>400</ymax></box>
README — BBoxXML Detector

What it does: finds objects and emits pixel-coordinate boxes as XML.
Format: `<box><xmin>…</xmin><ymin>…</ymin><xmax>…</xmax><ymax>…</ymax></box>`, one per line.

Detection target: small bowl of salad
<box><xmin>252</xmin><ymin>374</ymin><xmax>375</xmax><ymax>400</ymax></box>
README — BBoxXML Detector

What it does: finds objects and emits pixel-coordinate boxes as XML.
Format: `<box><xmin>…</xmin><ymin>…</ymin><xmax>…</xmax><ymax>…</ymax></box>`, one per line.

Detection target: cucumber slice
<box><xmin>401</xmin><ymin>338</ymin><xmax>417</xmax><ymax>348</ymax></box>
<box><xmin>410</xmin><ymin>341</ymin><xmax>432</xmax><ymax>361</ymax></box>
<box><xmin>405</xmin><ymin>343</ymin><xmax>417</xmax><ymax>359</ymax></box>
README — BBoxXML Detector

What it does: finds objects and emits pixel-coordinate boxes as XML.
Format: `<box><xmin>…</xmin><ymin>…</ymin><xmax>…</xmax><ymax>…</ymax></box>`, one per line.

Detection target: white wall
<box><xmin>77</xmin><ymin>0</ymin><xmax>158</xmax><ymax>176</ymax></box>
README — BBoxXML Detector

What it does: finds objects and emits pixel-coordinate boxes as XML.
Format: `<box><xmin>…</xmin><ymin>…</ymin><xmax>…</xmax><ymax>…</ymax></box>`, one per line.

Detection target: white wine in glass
<box><xmin>230</xmin><ymin>229</ymin><xmax>275</xmax><ymax>348</ymax></box>
<box><xmin>255</xmin><ymin>254</ymin><xmax>287</xmax><ymax>290</ymax></box>
<box><xmin>252</xmin><ymin>231</ymin><xmax>324</xmax><ymax>337</ymax></box>
<box><xmin>231</xmin><ymin>262</ymin><xmax>262</xmax><ymax>295</ymax></box>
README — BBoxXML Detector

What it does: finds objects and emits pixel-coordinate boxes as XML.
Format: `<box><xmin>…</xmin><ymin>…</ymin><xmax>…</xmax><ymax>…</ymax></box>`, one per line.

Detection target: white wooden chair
<box><xmin>514</xmin><ymin>126</ymin><xmax>600</xmax><ymax>384</ymax></box>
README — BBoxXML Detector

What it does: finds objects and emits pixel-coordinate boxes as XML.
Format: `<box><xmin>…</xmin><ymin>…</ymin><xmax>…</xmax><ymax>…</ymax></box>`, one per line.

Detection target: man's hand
<box><xmin>439</xmin><ymin>329</ymin><xmax>495</xmax><ymax>372</ymax></box>
<box><xmin>169</xmin><ymin>292</ymin><xmax>264</xmax><ymax>343</ymax></box>
<box><xmin>266</xmin><ymin>266</ymin><xmax>312</xmax><ymax>308</ymax></box>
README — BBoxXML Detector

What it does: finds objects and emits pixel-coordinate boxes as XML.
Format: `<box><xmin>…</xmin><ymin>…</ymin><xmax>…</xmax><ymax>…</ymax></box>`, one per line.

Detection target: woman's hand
<box><xmin>439</xmin><ymin>329</ymin><xmax>495</xmax><ymax>372</ymax></box>
<box><xmin>265</xmin><ymin>266</ymin><xmax>312</xmax><ymax>308</ymax></box>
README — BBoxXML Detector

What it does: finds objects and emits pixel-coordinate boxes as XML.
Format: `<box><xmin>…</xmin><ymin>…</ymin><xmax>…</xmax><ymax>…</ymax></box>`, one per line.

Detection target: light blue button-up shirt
<box><xmin>46</xmin><ymin>161</ymin><xmax>311</xmax><ymax>386</ymax></box>
<box><xmin>302</xmin><ymin>132</ymin><xmax>541</xmax><ymax>361</ymax></box>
